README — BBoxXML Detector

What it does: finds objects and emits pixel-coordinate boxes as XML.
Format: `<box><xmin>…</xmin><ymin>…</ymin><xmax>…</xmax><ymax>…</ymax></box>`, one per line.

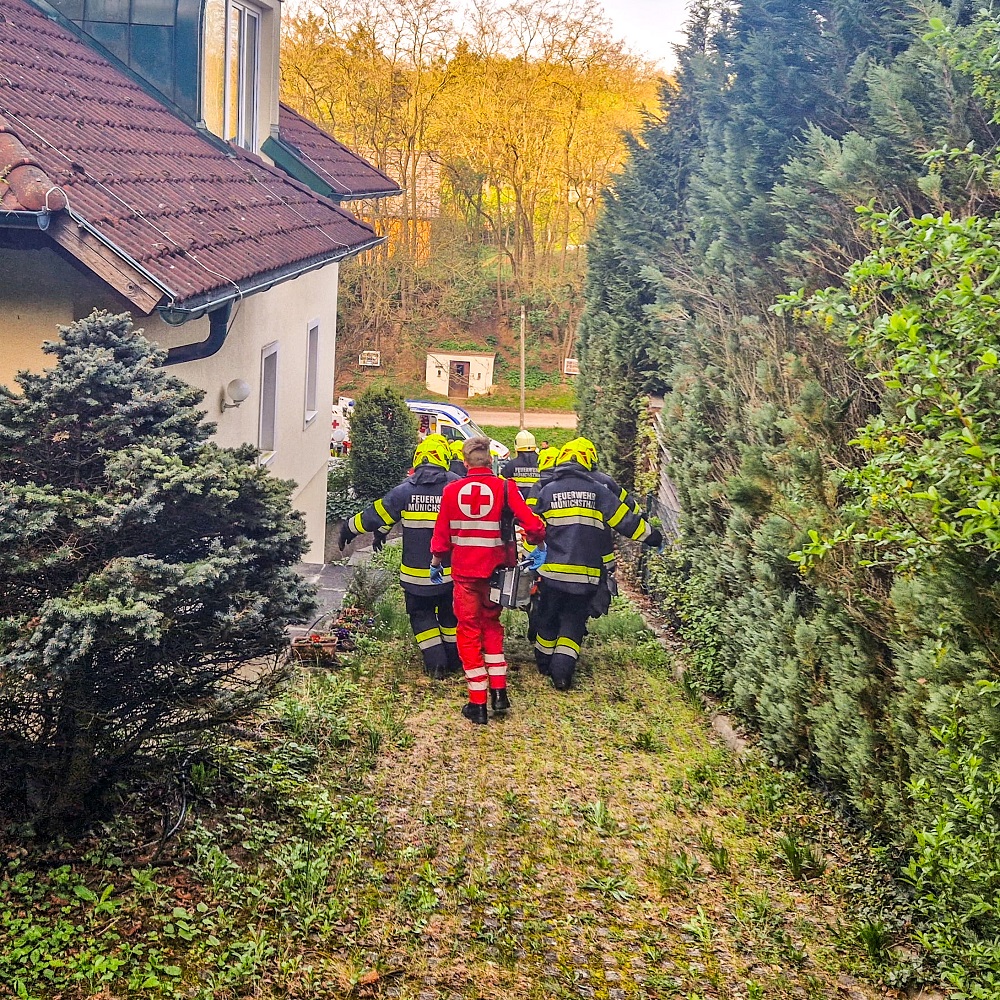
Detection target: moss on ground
<box><xmin>0</xmin><ymin>597</ymin><xmax>900</xmax><ymax>999</ymax></box>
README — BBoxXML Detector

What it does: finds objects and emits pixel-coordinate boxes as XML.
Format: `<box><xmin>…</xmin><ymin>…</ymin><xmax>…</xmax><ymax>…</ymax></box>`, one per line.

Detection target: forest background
<box><xmin>280</xmin><ymin>0</ymin><xmax>660</xmax><ymax>408</ymax></box>
<box><xmin>575</xmin><ymin>0</ymin><xmax>1000</xmax><ymax>993</ymax></box>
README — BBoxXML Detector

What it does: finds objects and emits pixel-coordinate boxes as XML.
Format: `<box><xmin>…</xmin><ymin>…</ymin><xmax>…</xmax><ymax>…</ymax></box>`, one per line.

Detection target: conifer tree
<box><xmin>0</xmin><ymin>312</ymin><xmax>315</xmax><ymax>832</ymax></box>
<box><xmin>348</xmin><ymin>383</ymin><xmax>418</xmax><ymax>501</ymax></box>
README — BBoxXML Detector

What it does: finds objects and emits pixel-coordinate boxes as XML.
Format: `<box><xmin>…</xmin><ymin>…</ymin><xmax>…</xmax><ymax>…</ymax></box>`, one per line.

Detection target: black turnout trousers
<box><xmin>532</xmin><ymin>581</ymin><xmax>590</xmax><ymax>690</ymax></box>
<box><xmin>404</xmin><ymin>588</ymin><xmax>460</xmax><ymax>677</ymax></box>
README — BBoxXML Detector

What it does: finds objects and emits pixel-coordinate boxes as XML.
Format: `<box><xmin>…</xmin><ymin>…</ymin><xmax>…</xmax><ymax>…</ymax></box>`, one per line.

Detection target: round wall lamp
<box><xmin>222</xmin><ymin>378</ymin><xmax>251</xmax><ymax>410</ymax></box>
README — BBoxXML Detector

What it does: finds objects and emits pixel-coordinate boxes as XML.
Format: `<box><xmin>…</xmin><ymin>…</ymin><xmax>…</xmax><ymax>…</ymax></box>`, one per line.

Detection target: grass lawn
<box><xmin>480</xmin><ymin>425</ymin><xmax>578</xmax><ymax>453</ymax></box>
<box><xmin>1</xmin><ymin>554</ymin><xmax>904</xmax><ymax>999</ymax></box>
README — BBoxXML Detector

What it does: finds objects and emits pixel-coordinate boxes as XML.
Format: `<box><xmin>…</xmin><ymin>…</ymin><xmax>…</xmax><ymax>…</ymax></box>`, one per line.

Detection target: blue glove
<box><xmin>526</xmin><ymin>546</ymin><xmax>547</xmax><ymax>571</ymax></box>
<box><xmin>430</xmin><ymin>564</ymin><xmax>446</xmax><ymax>585</ymax></box>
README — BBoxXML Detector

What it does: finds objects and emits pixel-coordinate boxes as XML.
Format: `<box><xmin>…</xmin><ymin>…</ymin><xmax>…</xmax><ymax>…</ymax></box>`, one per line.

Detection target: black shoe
<box><xmin>461</xmin><ymin>702</ymin><xmax>488</xmax><ymax>725</ymax></box>
<box><xmin>426</xmin><ymin>664</ymin><xmax>446</xmax><ymax>680</ymax></box>
<box><xmin>491</xmin><ymin>688</ymin><xmax>511</xmax><ymax>713</ymax></box>
<box><xmin>551</xmin><ymin>675</ymin><xmax>572</xmax><ymax>692</ymax></box>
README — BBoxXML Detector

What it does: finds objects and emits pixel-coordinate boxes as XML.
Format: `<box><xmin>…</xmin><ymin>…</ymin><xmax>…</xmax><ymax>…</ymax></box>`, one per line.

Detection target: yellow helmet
<box><xmin>514</xmin><ymin>429</ymin><xmax>537</xmax><ymax>452</ymax></box>
<box><xmin>537</xmin><ymin>446</ymin><xmax>559</xmax><ymax>471</ymax></box>
<box><xmin>556</xmin><ymin>437</ymin><xmax>594</xmax><ymax>470</ymax></box>
<box><xmin>450</xmin><ymin>438</ymin><xmax>466</xmax><ymax>460</ymax></box>
<box><xmin>577</xmin><ymin>436</ymin><xmax>599</xmax><ymax>468</ymax></box>
<box><xmin>413</xmin><ymin>437</ymin><xmax>450</xmax><ymax>470</ymax></box>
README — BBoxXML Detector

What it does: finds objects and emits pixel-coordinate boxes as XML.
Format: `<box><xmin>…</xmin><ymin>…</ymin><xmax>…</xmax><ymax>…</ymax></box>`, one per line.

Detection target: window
<box><xmin>259</xmin><ymin>342</ymin><xmax>278</xmax><ymax>460</ymax></box>
<box><xmin>202</xmin><ymin>0</ymin><xmax>259</xmax><ymax>150</ymax></box>
<box><xmin>304</xmin><ymin>321</ymin><xmax>319</xmax><ymax>426</ymax></box>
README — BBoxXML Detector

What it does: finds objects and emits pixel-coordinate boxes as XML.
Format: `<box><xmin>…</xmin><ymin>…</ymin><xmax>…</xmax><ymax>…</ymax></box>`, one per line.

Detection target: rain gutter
<box><xmin>0</xmin><ymin>209</ymin><xmax>53</xmax><ymax>230</ymax></box>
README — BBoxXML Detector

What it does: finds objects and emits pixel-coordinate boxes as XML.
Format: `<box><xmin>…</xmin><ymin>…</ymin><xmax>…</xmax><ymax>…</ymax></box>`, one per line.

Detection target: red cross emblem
<box><xmin>457</xmin><ymin>481</ymin><xmax>493</xmax><ymax>518</ymax></box>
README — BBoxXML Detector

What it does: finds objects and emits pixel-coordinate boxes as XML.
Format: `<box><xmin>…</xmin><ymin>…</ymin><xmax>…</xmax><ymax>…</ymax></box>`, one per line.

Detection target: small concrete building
<box><xmin>425</xmin><ymin>351</ymin><xmax>496</xmax><ymax>398</ymax></box>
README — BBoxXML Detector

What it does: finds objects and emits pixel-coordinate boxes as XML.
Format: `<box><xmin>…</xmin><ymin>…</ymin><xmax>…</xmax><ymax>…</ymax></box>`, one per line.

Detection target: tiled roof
<box><xmin>0</xmin><ymin>0</ymin><xmax>381</xmax><ymax>311</ymax></box>
<box><xmin>274</xmin><ymin>104</ymin><xmax>402</xmax><ymax>200</ymax></box>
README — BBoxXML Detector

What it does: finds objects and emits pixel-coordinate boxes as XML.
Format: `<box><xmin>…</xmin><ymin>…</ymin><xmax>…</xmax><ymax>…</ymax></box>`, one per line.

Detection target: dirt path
<box><xmin>466</xmin><ymin>409</ymin><xmax>578</xmax><ymax>429</ymax></box>
<box><xmin>2</xmin><ymin>597</ymin><xmax>888</xmax><ymax>999</ymax></box>
<box><xmin>352</xmin><ymin>610</ymin><xmax>883</xmax><ymax>1000</ymax></box>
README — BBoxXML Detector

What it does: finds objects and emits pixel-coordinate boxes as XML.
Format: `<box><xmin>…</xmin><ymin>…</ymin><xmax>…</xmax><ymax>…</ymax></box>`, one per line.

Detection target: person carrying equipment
<box><xmin>430</xmin><ymin>436</ymin><xmax>546</xmax><ymax>724</ymax></box>
<box><xmin>500</xmin><ymin>430</ymin><xmax>541</xmax><ymax>493</ymax></box>
<box><xmin>531</xmin><ymin>440</ymin><xmax>662</xmax><ymax>690</ymax></box>
<box><xmin>448</xmin><ymin>438</ymin><xmax>468</xmax><ymax>478</ymax></box>
<box><xmin>339</xmin><ymin>437</ymin><xmax>461</xmax><ymax>678</ymax></box>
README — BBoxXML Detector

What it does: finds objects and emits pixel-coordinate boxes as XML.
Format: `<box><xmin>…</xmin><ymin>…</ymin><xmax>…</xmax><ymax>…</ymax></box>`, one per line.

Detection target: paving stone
<box><xmin>609</xmin><ymin>990</ymin><xmax>626</xmax><ymax>1000</ymax></box>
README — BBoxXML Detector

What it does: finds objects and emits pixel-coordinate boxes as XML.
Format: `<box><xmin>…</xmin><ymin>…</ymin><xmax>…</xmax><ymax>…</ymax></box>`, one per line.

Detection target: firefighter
<box><xmin>448</xmin><ymin>438</ymin><xmax>468</xmax><ymax>478</ymax></box>
<box><xmin>338</xmin><ymin>437</ymin><xmax>461</xmax><ymax>679</ymax></box>
<box><xmin>572</xmin><ymin>436</ymin><xmax>644</xmax><ymax>605</ymax></box>
<box><xmin>531</xmin><ymin>440</ymin><xmax>662</xmax><ymax>691</ymax></box>
<box><xmin>500</xmin><ymin>430</ymin><xmax>541</xmax><ymax>493</ymax></box>
<box><xmin>430</xmin><ymin>436</ymin><xmax>546</xmax><ymax>724</ymax></box>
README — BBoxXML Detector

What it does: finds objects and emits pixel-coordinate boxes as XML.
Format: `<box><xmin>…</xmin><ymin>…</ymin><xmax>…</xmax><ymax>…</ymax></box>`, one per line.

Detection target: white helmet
<box><xmin>514</xmin><ymin>429</ymin><xmax>537</xmax><ymax>452</ymax></box>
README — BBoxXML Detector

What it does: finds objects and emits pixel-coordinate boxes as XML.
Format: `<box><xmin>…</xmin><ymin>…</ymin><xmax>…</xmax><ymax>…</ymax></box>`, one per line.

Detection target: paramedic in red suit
<box><xmin>430</xmin><ymin>436</ymin><xmax>546</xmax><ymax>725</ymax></box>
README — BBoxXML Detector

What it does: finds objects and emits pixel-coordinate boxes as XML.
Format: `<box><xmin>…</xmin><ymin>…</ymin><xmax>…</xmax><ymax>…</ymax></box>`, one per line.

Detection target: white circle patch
<box><xmin>457</xmin><ymin>481</ymin><xmax>494</xmax><ymax>519</ymax></box>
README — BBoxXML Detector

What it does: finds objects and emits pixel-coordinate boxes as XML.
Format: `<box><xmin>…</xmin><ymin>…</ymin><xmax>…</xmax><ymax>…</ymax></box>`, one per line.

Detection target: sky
<box><xmin>602</xmin><ymin>0</ymin><xmax>690</xmax><ymax>70</ymax></box>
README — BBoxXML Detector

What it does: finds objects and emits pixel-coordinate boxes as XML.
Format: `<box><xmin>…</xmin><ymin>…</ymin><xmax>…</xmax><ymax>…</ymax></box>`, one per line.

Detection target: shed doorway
<box><xmin>448</xmin><ymin>359</ymin><xmax>470</xmax><ymax>397</ymax></box>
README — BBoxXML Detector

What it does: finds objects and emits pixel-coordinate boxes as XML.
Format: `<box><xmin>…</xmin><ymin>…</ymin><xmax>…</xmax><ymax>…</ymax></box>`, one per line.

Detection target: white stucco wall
<box><xmin>0</xmin><ymin>247</ymin><xmax>338</xmax><ymax>561</ymax></box>
<box><xmin>425</xmin><ymin>352</ymin><xmax>495</xmax><ymax>397</ymax></box>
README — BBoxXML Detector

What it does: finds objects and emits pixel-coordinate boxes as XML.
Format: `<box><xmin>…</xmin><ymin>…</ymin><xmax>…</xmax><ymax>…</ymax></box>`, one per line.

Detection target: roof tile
<box><xmin>0</xmin><ymin>0</ymin><xmax>380</xmax><ymax>308</ymax></box>
<box><xmin>277</xmin><ymin>104</ymin><xmax>401</xmax><ymax>199</ymax></box>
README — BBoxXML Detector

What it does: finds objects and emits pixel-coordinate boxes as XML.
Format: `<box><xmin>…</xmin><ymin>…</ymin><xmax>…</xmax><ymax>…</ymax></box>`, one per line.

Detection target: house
<box><xmin>0</xmin><ymin>0</ymin><xmax>400</xmax><ymax>560</ymax></box>
<box><xmin>425</xmin><ymin>351</ymin><xmax>496</xmax><ymax>398</ymax></box>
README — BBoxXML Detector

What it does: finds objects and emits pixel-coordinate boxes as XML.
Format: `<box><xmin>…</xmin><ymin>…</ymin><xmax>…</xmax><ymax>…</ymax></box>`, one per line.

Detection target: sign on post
<box><xmin>563</xmin><ymin>357</ymin><xmax>580</xmax><ymax>376</ymax></box>
<box><xmin>358</xmin><ymin>350</ymin><xmax>381</xmax><ymax>367</ymax></box>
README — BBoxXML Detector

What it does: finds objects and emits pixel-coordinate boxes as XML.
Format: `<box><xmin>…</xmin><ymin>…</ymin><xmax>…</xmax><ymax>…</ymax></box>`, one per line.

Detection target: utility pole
<box><xmin>519</xmin><ymin>304</ymin><xmax>526</xmax><ymax>429</ymax></box>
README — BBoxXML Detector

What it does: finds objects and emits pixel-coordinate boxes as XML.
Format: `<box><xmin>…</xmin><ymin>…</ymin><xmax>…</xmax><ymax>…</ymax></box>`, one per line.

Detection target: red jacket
<box><xmin>431</xmin><ymin>466</ymin><xmax>545</xmax><ymax>579</ymax></box>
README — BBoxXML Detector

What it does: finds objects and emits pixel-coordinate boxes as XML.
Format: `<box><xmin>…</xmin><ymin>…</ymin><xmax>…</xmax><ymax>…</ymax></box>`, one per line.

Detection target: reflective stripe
<box><xmin>484</xmin><ymin>652</ymin><xmax>505</xmax><ymax>663</ymax></box>
<box><xmin>607</xmin><ymin>503</ymin><xmax>629</xmax><ymax>528</ymax></box>
<box><xmin>546</xmin><ymin>506</ymin><xmax>604</xmax><ymax>522</ymax></box>
<box><xmin>454</xmin><ymin>537</ymin><xmax>504</xmax><ymax>548</ymax></box>
<box><xmin>402</xmin><ymin>510</ymin><xmax>438</xmax><ymax>521</ymax></box>
<box><xmin>555</xmin><ymin>637</ymin><xmax>581</xmax><ymax>657</ymax></box>
<box><xmin>545</xmin><ymin>514</ymin><xmax>605</xmax><ymax>528</ymax></box>
<box><xmin>441</xmin><ymin>628</ymin><xmax>457</xmax><ymax>643</ymax></box>
<box><xmin>415</xmin><ymin>627</ymin><xmax>443</xmax><ymax>649</ymax></box>
<box><xmin>374</xmin><ymin>499</ymin><xmax>394</xmax><ymax>527</ymax></box>
<box><xmin>602</xmin><ymin>552</ymin><xmax>615</xmax><ymax>564</ymax></box>
<box><xmin>467</xmin><ymin>680</ymin><xmax>489</xmax><ymax>692</ymax></box>
<box><xmin>401</xmin><ymin>513</ymin><xmax>437</xmax><ymax>527</ymax></box>
<box><xmin>534</xmin><ymin>636</ymin><xmax>556</xmax><ymax>651</ymax></box>
<box><xmin>538</xmin><ymin>566</ymin><xmax>601</xmax><ymax>586</ymax></box>
<box><xmin>631</xmin><ymin>521</ymin><xmax>652</xmax><ymax>542</ymax></box>
<box><xmin>486</xmin><ymin>664</ymin><xmax>507</xmax><ymax>676</ymax></box>
<box><xmin>543</xmin><ymin>563</ymin><xmax>600</xmax><ymax>578</ymax></box>
<box><xmin>526</xmin><ymin>496</ymin><xmax>538</xmax><ymax>507</ymax></box>
<box><xmin>350</xmin><ymin>513</ymin><xmax>365</xmax><ymax>534</ymax></box>
<box><xmin>449</xmin><ymin>519</ymin><xmax>501</xmax><ymax>530</ymax></box>
<box><xmin>401</xmin><ymin>564</ymin><xmax>451</xmax><ymax>586</ymax></box>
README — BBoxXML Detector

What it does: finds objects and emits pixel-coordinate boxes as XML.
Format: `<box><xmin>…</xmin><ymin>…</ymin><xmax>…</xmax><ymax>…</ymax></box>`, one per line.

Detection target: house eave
<box><xmin>262</xmin><ymin>135</ymin><xmax>403</xmax><ymax>202</ymax></box>
<box><xmin>0</xmin><ymin>209</ymin><xmax>53</xmax><ymax>230</ymax></box>
<box><xmin>158</xmin><ymin>234</ymin><xmax>387</xmax><ymax>324</ymax></box>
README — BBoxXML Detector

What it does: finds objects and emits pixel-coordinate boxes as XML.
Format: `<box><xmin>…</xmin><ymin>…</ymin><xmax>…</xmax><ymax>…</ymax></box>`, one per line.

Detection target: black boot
<box><xmin>491</xmin><ymin>688</ymin><xmax>511</xmax><ymax>713</ymax></box>
<box><xmin>425</xmin><ymin>663</ymin><xmax>446</xmax><ymax>680</ymax></box>
<box><xmin>461</xmin><ymin>702</ymin><xmax>488</xmax><ymax>725</ymax></box>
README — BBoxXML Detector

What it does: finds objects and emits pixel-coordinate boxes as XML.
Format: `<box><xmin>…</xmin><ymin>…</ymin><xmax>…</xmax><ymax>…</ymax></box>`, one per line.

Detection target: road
<box><xmin>466</xmin><ymin>408</ymin><xmax>577</xmax><ymax>428</ymax></box>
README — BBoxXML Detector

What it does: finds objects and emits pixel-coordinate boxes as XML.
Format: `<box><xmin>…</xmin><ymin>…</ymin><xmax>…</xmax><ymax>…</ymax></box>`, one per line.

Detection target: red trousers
<box><xmin>452</xmin><ymin>576</ymin><xmax>507</xmax><ymax>704</ymax></box>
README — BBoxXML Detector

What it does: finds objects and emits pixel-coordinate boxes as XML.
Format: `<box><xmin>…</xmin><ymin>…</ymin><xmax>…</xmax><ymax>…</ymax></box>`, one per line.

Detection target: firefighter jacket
<box><xmin>350</xmin><ymin>464</ymin><xmax>460</xmax><ymax>594</ymax></box>
<box><xmin>449</xmin><ymin>458</ymin><xmax>468</xmax><ymax>478</ymax></box>
<box><xmin>500</xmin><ymin>451</ymin><xmax>541</xmax><ymax>492</ymax></box>
<box><xmin>587</xmin><ymin>468</ymin><xmax>641</xmax><ymax>567</ymax></box>
<box><xmin>531</xmin><ymin>462</ymin><xmax>654</xmax><ymax>593</ymax></box>
<box><xmin>431</xmin><ymin>467</ymin><xmax>545</xmax><ymax>579</ymax></box>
